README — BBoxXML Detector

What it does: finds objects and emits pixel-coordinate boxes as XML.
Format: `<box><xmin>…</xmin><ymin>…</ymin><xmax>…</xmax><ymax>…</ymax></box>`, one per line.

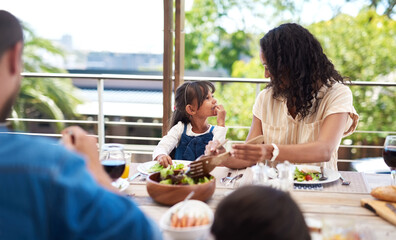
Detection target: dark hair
<box><xmin>0</xmin><ymin>10</ymin><xmax>23</xmax><ymax>57</ymax></box>
<box><xmin>169</xmin><ymin>81</ymin><xmax>215</xmax><ymax>129</ymax></box>
<box><xmin>211</xmin><ymin>185</ymin><xmax>311</xmax><ymax>240</ymax></box>
<box><xmin>260</xmin><ymin>23</ymin><xmax>345</xmax><ymax>119</ymax></box>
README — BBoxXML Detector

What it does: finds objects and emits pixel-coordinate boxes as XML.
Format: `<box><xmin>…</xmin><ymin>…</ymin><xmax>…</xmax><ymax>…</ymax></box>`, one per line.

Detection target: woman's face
<box><xmin>260</xmin><ymin>51</ymin><xmax>290</xmax><ymax>90</ymax></box>
<box><xmin>260</xmin><ymin>51</ymin><xmax>272</xmax><ymax>79</ymax></box>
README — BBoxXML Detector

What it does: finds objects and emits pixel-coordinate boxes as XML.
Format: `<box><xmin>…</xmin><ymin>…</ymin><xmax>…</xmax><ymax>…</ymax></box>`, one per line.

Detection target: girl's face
<box><xmin>193</xmin><ymin>91</ymin><xmax>218</xmax><ymax>117</ymax></box>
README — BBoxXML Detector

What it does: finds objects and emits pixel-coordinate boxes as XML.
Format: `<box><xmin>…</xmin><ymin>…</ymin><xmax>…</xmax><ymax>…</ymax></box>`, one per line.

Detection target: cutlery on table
<box><xmin>221</xmin><ymin>172</ymin><xmax>232</xmax><ymax>183</ymax></box>
<box><xmin>128</xmin><ymin>172</ymin><xmax>141</xmax><ymax>182</ymax></box>
<box><xmin>319</xmin><ymin>165</ymin><xmax>328</xmax><ymax>181</ymax></box>
<box><xmin>339</xmin><ymin>175</ymin><xmax>351</xmax><ymax>185</ymax></box>
<box><xmin>226</xmin><ymin>173</ymin><xmax>244</xmax><ymax>186</ymax></box>
<box><xmin>139</xmin><ymin>174</ymin><xmax>148</xmax><ymax>181</ymax></box>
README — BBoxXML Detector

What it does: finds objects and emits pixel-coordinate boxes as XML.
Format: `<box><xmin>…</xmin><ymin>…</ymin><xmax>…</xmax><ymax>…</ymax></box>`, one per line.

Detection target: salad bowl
<box><xmin>146</xmin><ymin>170</ymin><xmax>216</xmax><ymax>206</ymax></box>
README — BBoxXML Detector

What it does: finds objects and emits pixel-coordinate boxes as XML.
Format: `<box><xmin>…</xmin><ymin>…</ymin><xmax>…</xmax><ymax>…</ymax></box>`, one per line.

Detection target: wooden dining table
<box><xmin>124</xmin><ymin>163</ymin><xmax>396</xmax><ymax>239</ymax></box>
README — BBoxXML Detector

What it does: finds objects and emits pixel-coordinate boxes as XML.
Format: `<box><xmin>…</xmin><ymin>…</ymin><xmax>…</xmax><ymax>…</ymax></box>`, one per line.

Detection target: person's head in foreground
<box><xmin>0</xmin><ymin>10</ymin><xmax>23</xmax><ymax>122</ymax></box>
<box><xmin>211</xmin><ymin>185</ymin><xmax>311</xmax><ymax>240</ymax></box>
<box><xmin>260</xmin><ymin>23</ymin><xmax>345</xmax><ymax>119</ymax></box>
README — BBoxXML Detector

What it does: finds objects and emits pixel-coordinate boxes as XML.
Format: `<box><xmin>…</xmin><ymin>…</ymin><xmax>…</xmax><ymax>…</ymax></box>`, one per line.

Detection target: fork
<box><xmin>319</xmin><ymin>165</ymin><xmax>328</xmax><ymax>181</ymax></box>
<box><xmin>221</xmin><ymin>172</ymin><xmax>232</xmax><ymax>183</ymax></box>
<box><xmin>187</xmin><ymin>152</ymin><xmax>231</xmax><ymax>178</ymax></box>
<box><xmin>187</xmin><ymin>135</ymin><xmax>265</xmax><ymax>178</ymax></box>
<box><xmin>339</xmin><ymin>175</ymin><xmax>351</xmax><ymax>185</ymax></box>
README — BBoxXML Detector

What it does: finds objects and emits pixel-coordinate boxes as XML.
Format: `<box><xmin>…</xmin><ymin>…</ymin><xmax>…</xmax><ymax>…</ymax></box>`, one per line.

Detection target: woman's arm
<box><xmin>245</xmin><ymin>115</ymin><xmax>263</xmax><ymax>142</ymax></box>
<box><xmin>225</xmin><ymin>113</ymin><xmax>348</xmax><ymax>167</ymax></box>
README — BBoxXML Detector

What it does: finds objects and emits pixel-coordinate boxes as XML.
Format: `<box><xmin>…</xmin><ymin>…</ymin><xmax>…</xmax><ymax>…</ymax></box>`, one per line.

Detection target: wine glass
<box><xmin>383</xmin><ymin>135</ymin><xmax>396</xmax><ymax>185</ymax></box>
<box><xmin>100</xmin><ymin>143</ymin><xmax>126</xmax><ymax>181</ymax></box>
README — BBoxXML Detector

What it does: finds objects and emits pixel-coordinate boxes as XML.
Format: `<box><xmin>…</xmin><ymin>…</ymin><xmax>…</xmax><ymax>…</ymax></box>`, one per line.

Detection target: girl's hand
<box><xmin>214</xmin><ymin>104</ymin><xmax>226</xmax><ymax>127</ymax></box>
<box><xmin>157</xmin><ymin>154</ymin><xmax>173</xmax><ymax>167</ymax></box>
<box><xmin>205</xmin><ymin>140</ymin><xmax>226</xmax><ymax>156</ymax></box>
<box><xmin>230</xmin><ymin>143</ymin><xmax>272</xmax><ymax>163</ymax></box>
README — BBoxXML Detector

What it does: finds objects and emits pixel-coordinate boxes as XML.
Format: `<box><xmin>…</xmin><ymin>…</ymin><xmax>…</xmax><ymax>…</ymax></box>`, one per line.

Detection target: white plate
<box><xmin>112</xmin><ymin>178</ymin><xmax>129</xmax><ymax>192</ymax></box>
<box><xmin>137</xmin><ymin>160</ymin><xmax>191</xmax><ymax>175</ymax></box>
<box><xmin>293</xmin><ymin>165</ymin><xmax>340</xmax><ymax>185</ymax></box>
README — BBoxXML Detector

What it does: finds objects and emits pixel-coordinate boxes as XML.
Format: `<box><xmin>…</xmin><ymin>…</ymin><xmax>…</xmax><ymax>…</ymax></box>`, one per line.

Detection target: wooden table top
<box><xmin>125</xmin><ymin>163</ymin><xmax>396</xmax><ymax>239</ymax></box>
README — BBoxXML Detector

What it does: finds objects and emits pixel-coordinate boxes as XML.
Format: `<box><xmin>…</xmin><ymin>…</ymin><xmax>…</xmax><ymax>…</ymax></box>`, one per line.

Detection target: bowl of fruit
<box><xmin>146</xmin><ymin>168</ymin><xmax>216</xmax><ymax>206</ymax></box>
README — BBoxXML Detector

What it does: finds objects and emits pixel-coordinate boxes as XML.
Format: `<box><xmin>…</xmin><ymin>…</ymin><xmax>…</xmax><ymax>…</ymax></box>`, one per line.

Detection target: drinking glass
<box><xmin>383</xmin><ymin>135</ymin><xmax>396</xmax><ymax>185</ymax></box>
<box><xmin>100</xmin><ymin>143</ymin><xmax>126</xmax><ymax>181</ymax></box>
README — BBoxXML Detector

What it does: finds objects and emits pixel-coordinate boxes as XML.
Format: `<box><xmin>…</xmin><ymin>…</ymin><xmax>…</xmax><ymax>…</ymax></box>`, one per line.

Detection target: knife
<box><xmin>128</xmin><ymin>172</ymin><xmax>141</xmax><ymax>183</ymax></box>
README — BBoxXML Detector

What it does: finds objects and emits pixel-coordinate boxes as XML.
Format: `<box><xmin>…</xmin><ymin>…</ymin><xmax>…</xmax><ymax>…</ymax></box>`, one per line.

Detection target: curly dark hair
<box><xmin>260</xmin><ymin>23</ymin><xmax>346</xmax><ymax>119</ymax></box>
<box><xmin>169</xmin><ymin>81</ymin><xmax>215</xmax><ymax>130</ymax></box>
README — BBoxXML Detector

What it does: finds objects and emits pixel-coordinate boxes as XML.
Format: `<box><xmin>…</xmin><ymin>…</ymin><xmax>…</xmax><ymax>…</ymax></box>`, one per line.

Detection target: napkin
<box><xmin>361</xmin><ymin>198</ymin><xmax>396</xmax><ymax>226</ymax></box>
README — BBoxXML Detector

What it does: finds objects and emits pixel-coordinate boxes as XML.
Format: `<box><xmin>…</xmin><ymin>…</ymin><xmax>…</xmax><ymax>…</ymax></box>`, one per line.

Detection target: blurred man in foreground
<box><xmin>0</xmin><ymin>10</ymin><xmax>161</xmax><ymax>240</ymax></box>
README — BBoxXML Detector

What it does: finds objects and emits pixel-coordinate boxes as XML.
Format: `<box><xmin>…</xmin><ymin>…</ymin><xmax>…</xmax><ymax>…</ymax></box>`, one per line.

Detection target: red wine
<box><xmin>383</xmin><ymin>146</ymin><xmax>396</xmax><ymax>168</ymax></box>
<box><xmin>102</xmin><ymin>160</ymin><xmax>125</xmax><ymax>179</ymax></box>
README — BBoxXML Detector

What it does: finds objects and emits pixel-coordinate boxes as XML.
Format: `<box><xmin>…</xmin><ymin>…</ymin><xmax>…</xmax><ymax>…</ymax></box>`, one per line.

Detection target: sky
<box><xmin>2</xmin><ymin>0</ymin><xmax>167</xmax><ymax>53</ymax></box>
<box><xmin>1</xmin><ymin>0</ymin><xmax>361</xmax><ymax>54</ymax></box>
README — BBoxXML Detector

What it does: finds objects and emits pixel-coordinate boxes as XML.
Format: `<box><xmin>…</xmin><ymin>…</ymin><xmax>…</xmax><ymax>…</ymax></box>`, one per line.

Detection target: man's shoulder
<box><xmin>0</xmin><ymin>132</ymin><xmax>81</xmax><ymax>166</ymax></box>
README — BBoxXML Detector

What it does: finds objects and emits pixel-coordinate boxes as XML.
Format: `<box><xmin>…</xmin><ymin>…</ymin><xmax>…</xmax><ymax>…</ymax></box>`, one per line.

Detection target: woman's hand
<box><xmin>230</xmin><ymin>143</ymin><xmax>272</xmax><ymax>164</ymax></box>
<box><xmin>156</xmin><ymin>154</ymin><xmax>173</xmax><ymax>167</ymax></box>
<box><xmin>215</xmin><ymin>104</ymin><xmax>226</xmax><ymax>127</ymax></box>
<box><xmin>205</xmin><ymin>140</ymin><xmax>226</xmax><ymax>156</ymax></box>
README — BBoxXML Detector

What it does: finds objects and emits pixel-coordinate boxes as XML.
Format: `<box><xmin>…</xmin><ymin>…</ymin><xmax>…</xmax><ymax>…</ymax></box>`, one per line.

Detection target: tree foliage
<box><xmin>11</xmin><ymin>24</ymin><xmax>82</xmax><ymax>132</ymax></box>
<box><xmin>308</xmin><ymin>9</ymin><xmax>396</xmax><ymax>145</ymax></box>
<box><xmin>184</xmin><ymin>0</ymin><xmax>298</xmax><ymax>73</ymax></box>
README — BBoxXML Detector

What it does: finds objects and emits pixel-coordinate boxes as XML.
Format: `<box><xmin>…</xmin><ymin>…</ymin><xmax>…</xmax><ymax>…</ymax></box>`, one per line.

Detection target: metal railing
<box><xmin>5</xmin><ymin>72</ymin><xmax>396</xmax><ymax>162</ymax></box>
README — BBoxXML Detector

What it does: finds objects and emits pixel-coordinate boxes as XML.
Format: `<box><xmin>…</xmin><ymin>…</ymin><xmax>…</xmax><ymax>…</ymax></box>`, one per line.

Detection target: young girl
<box><xmin>152</xmin><ymin>81</ymin><xmax>226</xmax><ymax>167</ymax></box>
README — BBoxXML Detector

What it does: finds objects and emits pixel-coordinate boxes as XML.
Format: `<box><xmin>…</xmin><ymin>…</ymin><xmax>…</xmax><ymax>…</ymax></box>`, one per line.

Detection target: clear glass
<box><xmin>251</xmin><ymin>160</ymin><xmax>294</xmax><ymax>192</ymax></box>
<box><xmin>100</xmin><ymin>144</ymin><xmax>126</xmax><ymax>181</ymax></box>
<box><xmin>252</xmin><ymin>163</ymin><xmax>268</xmax><ymax>185</ymax></box>
<box><xmin>383</xmin><ymin>135</ymin><xmax>396</xmax><ymax>185</ymax></box>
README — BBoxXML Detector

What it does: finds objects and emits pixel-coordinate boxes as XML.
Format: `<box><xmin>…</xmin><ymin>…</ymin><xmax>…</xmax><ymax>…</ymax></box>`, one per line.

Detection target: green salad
<box><xmin>158</xmin><ymin>168</ymin><xmax>213</xmax><ymax>185</ymax></box>
<box><xmin>148</xmin><ymin>162</ymin><xmax>185</xmax><ymax>173</ymax></box>
<box><xmin>294</xmin><ymin>167</ymin><xmax>320</xmax><ymax>182</ymax></box>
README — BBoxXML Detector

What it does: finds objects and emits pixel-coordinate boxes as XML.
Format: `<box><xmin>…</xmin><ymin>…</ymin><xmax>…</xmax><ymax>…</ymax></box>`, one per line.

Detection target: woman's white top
<box><xmin>253</xmin><ymin>83</ymin><xmax>359</xmax><ymax>170</ymax></box>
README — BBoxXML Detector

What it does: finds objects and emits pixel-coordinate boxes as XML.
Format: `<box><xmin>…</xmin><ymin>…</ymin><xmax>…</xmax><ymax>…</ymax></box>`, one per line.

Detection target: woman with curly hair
<box><xmin>208</xmin><ymin>23</ymin><xmax>358</xmax><ymax>170</ymax></box>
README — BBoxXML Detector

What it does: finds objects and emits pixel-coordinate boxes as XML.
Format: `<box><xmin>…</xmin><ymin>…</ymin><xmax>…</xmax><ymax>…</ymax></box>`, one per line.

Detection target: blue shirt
<box><xmin>0</xmin><ymin>127</ymin><xmax>162</xmax><ymax>240</ymax></box>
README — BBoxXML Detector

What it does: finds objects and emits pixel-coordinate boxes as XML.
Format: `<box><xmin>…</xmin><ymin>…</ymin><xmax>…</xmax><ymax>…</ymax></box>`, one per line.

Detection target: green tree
<box><xmin>308</xmin><ymin>9</ymin><xmax>396</xmax><ymax>147</ymax></box>
<box><xmin>11</xmin><ymin>24</ymin><xmax>82</xmax><ymax>132</ymax></box>
<box><xmin>185</xmin><ymin>0</ymin><xmax>298</xmax><ymax>73</ymax></box>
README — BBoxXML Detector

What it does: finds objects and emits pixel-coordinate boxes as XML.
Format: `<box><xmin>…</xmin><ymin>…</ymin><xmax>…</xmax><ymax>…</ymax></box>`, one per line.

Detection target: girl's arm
<box><xmin>152</xmin><ymin>122</ymin><xmax>183</xmax><ymax>162</ymax></box>
<box><xmin>224</xmin><ymin>113</ymin><xmax>348</xmax><ymax>168</ymax></box>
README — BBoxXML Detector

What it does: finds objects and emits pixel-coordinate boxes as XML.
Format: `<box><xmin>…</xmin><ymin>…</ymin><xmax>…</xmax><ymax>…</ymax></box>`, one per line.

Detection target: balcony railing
<box><xmin>4</xmin><ymin>72</ymin><xmax>396</xmax><ymax>168</ymax></box>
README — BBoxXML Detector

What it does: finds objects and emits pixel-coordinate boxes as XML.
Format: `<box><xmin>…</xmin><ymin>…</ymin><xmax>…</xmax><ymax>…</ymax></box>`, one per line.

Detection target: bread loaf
<box><xmin>371</xmin><ymin>185</ymin><xmax>396</xmax><ymax>202</ymax></box>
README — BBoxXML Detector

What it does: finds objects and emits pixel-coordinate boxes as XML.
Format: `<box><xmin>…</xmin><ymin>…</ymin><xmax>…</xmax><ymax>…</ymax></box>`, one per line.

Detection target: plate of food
<box><xmin>293</xmin><ymin>165</ymin><xmax>340</xmax><ymax>184</ymax></box>
<box><xmin>137</xmin><ymin>160</ymin><xmax>191</xmax><ymax>175</ymax></box>
<box><xmin>112</xmin><ymin>178</ymin><xmax>129</xmax><ymax>192</ymax></box>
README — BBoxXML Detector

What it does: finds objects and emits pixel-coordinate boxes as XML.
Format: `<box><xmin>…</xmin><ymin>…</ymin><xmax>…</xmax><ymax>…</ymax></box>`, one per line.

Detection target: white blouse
<box><xmin>253</xmin><ymin>83</ymin><xmax>359</xmax><ymax>170</ymax></box>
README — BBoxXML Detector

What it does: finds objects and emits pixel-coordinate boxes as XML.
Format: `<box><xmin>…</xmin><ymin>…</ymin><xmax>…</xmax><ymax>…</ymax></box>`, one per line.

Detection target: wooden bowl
<box><xmin>146</xmin><ymin>171</ymin><xmax>216</xmax><ymax>206</ymax></box>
